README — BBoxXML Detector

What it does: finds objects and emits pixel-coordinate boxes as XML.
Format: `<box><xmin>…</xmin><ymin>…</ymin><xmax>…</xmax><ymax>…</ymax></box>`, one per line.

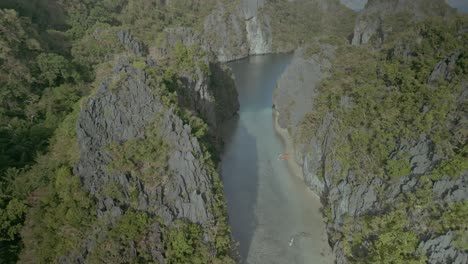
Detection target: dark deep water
<box><xmin>220</xmin><ymin>54</ymin><xmax>333</xmax><ymax>264</ymax></box>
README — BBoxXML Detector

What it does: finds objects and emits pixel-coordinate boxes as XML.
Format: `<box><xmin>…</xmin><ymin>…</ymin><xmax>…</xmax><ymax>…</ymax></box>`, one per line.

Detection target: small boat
<box><xmin>289</xmin><ymin>237</ymin><xmax>295</xmax><ymax>246</ymax></box>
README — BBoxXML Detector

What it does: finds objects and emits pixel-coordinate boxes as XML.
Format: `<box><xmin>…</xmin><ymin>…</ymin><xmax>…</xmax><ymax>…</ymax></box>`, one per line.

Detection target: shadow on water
<box><xmin>221</xmin><ymin>54</ymin><xmax>293</xmax><ymax>263</ymax></box>
<box><xmin>221</xmin><ymin>116</ymin><xmax>259</xmax><ymax>263</ymax></box>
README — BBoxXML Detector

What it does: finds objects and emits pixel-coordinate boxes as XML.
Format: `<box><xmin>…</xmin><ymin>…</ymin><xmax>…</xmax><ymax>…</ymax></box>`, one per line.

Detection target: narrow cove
<box><xmin>221</xmin><ymin>54</ymin><xmax>333</xmax><ymax>264</ymax></box>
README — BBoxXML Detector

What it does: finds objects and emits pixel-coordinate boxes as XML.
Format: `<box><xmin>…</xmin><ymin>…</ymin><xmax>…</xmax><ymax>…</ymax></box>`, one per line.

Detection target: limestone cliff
<box><xmin>273</xmin><ymin>7</ymin><xmax>468</xmax><ymax>264</ymax></box>
<box><xmin>71</xmin><ymin>58</ymin><xmax>231</xmax><ymax>262</ymax></box>
<box><xmin>273</xmin><ymin>46</ymin><xmax>334</xmax><ymax>135</ymax></box>
<box><xmin>202</xmin><ymin>0</ymin><xmax>272</xmax><ymax>61</ymax></box>
<box><xmin>18</xmin><ymin>27</ymin><xmax>239</xmax><ymax>262</ymax></box>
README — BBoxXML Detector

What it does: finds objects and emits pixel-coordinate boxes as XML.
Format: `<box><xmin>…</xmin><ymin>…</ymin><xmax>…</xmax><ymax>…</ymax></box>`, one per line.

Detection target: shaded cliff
<box><xmin>273</xmin><ymin>46</ymin><xmax>334</xmax><ymax>135</ymax></box>
<box><xmin>202</xmin><ymin>0</ymin><xmax>272</xmax><ymax>61</ymax></box>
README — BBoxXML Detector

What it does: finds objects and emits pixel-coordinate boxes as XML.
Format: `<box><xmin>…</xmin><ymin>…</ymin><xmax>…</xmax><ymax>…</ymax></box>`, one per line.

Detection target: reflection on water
<box><xmin>221</xmin><ymin>54</ymin><xmax>333</xmax><ymax>264</ymax></box>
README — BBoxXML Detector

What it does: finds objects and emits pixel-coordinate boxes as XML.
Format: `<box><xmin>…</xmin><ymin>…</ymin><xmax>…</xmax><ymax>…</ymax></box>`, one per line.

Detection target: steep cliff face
<box><xmin>170</xmin><ymin>0</ymin><xmax>352</xmax><ymax>62</ymax></box>
<box><xmin>71</xmin><ymin>58</ymin><xmax>226</xmax><ymax>262</ymax></box>
<box><xmin>242</xmin><ymin>0</ymin><xmax>272</xmax><ymax>55</ymax></box>
<box><xmin>273</xmin><ymin>46</ymin><xmax>334</xmax><ymax>134</ymax></box>
<box><xmin>274</xmin><ymin>11</ymin><xmax>468</xmax><ymax>264</ymax></box>
<box><xmin>70</xmin><ymin>27</ymin><xmax>239</xmax><ymax>259</ymax></box>
<box><xmin>202</xmin><ymin>0</ymin><xmax>272</xmax><ymax>61</ymax></box>
<box><xmin>202</xmin><ymin>3</ymin><xmax>250</xmax><ymax>62</ymax></box>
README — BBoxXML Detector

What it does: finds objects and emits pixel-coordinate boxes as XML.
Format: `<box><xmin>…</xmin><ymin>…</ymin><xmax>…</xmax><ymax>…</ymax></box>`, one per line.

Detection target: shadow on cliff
<box><xmin>220</xmin><ymin>115</ymin><xmax>259</xmax><ymax>264</ymax></box>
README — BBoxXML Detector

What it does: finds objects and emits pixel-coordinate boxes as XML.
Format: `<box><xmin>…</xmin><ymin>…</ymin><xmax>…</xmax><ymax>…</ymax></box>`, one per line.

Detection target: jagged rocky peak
<box><xmin>69</xmin><ymin>25</ymin><xmax>239</xmax><ymax>261</ymax></box>
<box><xmin>70</xmin><ymin>54</ymin><xmax>237</xmax><ymax>261</ymax></box>
<box><xmin>351</xmin><ymin>0</ymin><xmax>455</xmax><ymax>45</ymax></box>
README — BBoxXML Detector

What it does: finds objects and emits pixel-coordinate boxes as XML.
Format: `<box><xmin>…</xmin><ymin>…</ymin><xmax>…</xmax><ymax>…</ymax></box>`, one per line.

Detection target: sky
<box><xmin>340</xmin><ymin>0</ymin><xmax>468</xmax><ymax>13</ymax></box>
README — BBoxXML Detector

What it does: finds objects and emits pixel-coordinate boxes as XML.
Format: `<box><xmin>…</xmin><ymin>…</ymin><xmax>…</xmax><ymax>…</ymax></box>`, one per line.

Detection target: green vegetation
<box><xmin>263</xmin><ymin>0</ymin><xmax>356</xmax><ymax>51</ymax></box>
<box><xmin>1</xmin><ymin>0</ymin><xmax>464</xmax><ymax>263</ymax></box>
<box><xmin>107</xmin><ymin>118</ymin><xmax>170</xmax><ymax>187</ymax></box>
<box><xmin>86</xmin><ymin>210</ymin><xmax>154</xmax><ymax>263</ymax></box>
<box><xmin>298</xmin><ymin>16</ymin><xmax>468</xmax><ymax>182</ymax></box>
<box><xmin>1</xmin><ymin>106</ymin><xmax>94</xmax><ymax>263</ymax></box>
<box><xmin>342</xmin><ymin>210</ymin><xmax>426</xmax><ymax>264</ymax></box>
<box><xmin>0</xmin><ymin>0</ymin><xmax>235</xmax><ymax>262</ymax></box>
<box><xmin>296</xmin><ymin>15</ymin><xmax>468</xmax><ymax>262</ymax></box>
<box><xmin>386</xmin><ymin>157</ymin><xmax>411</xmax><ymax>179</ymax></box>
<box><xmin>164</xmin><ymin>220</ymin><xmax>208</xmax><ymax>263</ymax></box>
<box><xmin>0</xmin><ymin>5</ymin><xmax>90</xmax><ymax>260</ymax></box>
<box><xmin>163</xmin><ymin>220</ymin><xmax>235</xmax><ymax>264</ymax></box>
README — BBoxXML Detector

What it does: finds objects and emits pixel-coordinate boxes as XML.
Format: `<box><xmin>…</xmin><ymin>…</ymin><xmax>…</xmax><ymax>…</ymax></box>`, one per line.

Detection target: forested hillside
<box><xmin>303</xmin><ymin>16</ymin><xmax>467</xmax><ymax>263</ymax></box>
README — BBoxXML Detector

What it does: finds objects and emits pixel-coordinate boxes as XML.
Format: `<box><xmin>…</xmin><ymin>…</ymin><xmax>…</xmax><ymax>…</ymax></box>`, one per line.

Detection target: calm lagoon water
<box><xmin>221</xmin><ymin>54</ymin><xmax>333</xmax><ymax>264</ymax></box>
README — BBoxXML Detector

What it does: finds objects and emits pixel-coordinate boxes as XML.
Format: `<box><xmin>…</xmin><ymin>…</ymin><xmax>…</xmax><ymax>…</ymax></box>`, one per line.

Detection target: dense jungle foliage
<box><xmin>0</xmin><ymin>0</ymin><xmax>235</xmax><ymax>262</ymax></box>
<box><xmin>297</xmin><ymin>15</ymin><xmax>468</xmax><ymax>263</ymax></box>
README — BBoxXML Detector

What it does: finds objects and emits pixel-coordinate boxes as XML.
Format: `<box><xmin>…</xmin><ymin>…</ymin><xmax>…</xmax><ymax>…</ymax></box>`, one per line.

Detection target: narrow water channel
<box><xmin>221</xmin><ymin>54</ymin><xmax>333</xmax><ymax>264</ymax></box>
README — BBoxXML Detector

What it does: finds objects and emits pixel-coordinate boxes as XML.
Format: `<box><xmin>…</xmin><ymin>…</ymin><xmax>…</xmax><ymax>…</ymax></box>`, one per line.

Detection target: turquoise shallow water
<box><xmin>221</xmin><ymin>54</ymin><xmax>333</xmax><ymax>264</ymax></box>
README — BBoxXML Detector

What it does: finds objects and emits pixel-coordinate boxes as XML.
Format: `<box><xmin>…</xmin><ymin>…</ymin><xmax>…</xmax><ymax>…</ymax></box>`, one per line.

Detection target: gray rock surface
<box><xmin>177</xmin><ymin>62</ymin><xmax>239</xmax><ymax>130</ymax></box>
<box><xmin>429</xmin><ymin>53</ymin><xmax>461</xmax><ymax>84</ymax></box>
<box><xmin>329</xmin><ymin>176</ymin><xmax>381</xmax><ymax>224</ymax></box>
<box><xmin>418</xmin><ymin>232</ymin><xmax>468</xmax><ymax>264</ymax></box>
<box><xmin>272</xmin><ymin>5</ymin><xmax>467</xmax><ymax>261</ymax></box>
<box><xmin>446</xmin><ymin>0</ymin><xmax>468</xmax><ymax>13</ymax></box>
<box><xmin>70</xmin><ymin>54</ymin><xmax>238</xmax><ymax>261</ymax></box>
<box><xmin>117</xmin><ymin>30</ymin><xmax>148</xmax><ymax>56</ymax></box>
<box><xmin>202</xmin><ymin>0</ymin><xmax>272</xmax><ymax>61</ymax></box>
<box><xmin>433</xmin><ymin>174</ymin><xmax>468</xmax><ymax>203</ymax></box>
<box><xmin>273</xmin><ymin>46</ymin><xmax>333</xmax><ymax>133</ymax></box>
<box><xmin>202</xmin><ymin>4</ymin><xmax>249</xmax><ymax>62</ymax></box>
<box><xmin>242</xmin><ymin>0</ymin><xmax>272</xmax><ymax>55</ymax></box>
<box><xmin>302</xmin><ymin>112</ymin><xmax>335</xmax><ymax>195</ymax></box>
<box><xmin>164</xmin><ymin>27</ymin><xmax>198</xmax><ymax>47</ymax></box>
<box><xmin>273</xmin><ymin>46</ymin><xmax>335</xmax><ymax>196</ymax></box>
